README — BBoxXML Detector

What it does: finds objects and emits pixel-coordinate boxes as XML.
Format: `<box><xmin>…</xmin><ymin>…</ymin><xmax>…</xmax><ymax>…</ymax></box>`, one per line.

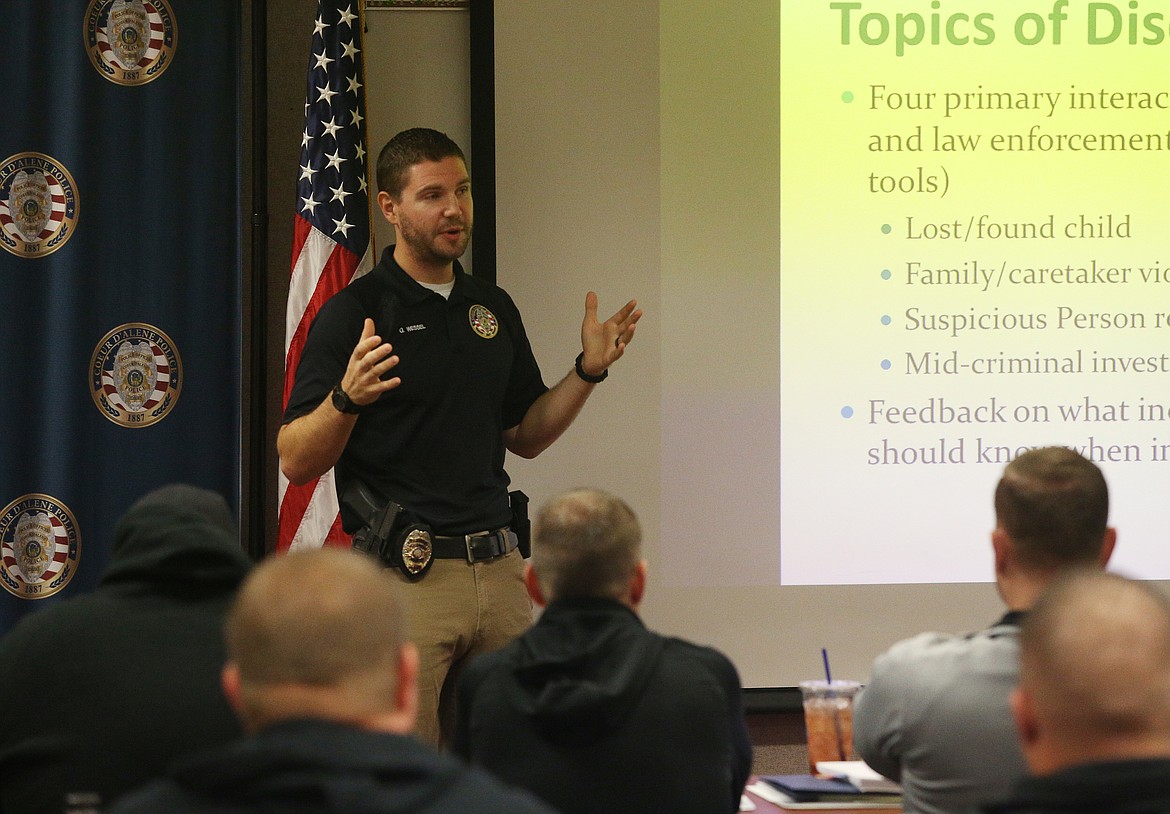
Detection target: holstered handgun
<box><xmin>343</xmin><ymin>482</ymin><xmax>434</xmax><ymax>579</ymax></box>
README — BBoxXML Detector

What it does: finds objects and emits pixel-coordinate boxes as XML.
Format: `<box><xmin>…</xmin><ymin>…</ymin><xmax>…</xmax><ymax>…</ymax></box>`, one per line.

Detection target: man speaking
<box><xmin>278</xmin><ymin>128</ymin><xmax>642</xmax><ymax>745</ymax></box>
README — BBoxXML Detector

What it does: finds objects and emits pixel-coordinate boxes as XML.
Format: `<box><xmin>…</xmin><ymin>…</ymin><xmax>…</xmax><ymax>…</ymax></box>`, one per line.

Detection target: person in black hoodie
<box><xmin>0</xmin><ymin>484</ymin><xmax>252</xmax><ymax>814</ymax></box>
<box><xmin>109</xmin><ymin>547</ymin><xmax>557</xmax><ymax>814</ymax></box>
<box><xmin>984</xmin><ymin>570</ymin><xmax>1170</xmax><ymax>814</ymax></box>
<box><xmin>453</xmin><ymin>488</ymin><xmax>752</xmax><ymax>814</ymax></box>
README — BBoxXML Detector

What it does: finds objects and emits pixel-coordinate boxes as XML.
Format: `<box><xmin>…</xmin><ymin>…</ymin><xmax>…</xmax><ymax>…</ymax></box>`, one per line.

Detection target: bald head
<box><xmin>224</xmin><ymin>548</ymin><xmax>416</xmax><ymax>731</ymax></box>
<box><xmin>1014</xmin><ymin>571</ymin><xmax>1170</xmax><ymax>773</ymax></box>
<box><xmin>531</xmin><ymin>489</ymin><xmax>642</xmax><ymax>603</ymax></box>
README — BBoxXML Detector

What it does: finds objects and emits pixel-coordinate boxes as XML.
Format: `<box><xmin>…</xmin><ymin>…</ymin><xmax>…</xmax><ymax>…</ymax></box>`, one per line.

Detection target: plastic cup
<box><xmin>799</xmin><ymin>679</ymin><xmax>861</xmax><ymax>774</ymax></box>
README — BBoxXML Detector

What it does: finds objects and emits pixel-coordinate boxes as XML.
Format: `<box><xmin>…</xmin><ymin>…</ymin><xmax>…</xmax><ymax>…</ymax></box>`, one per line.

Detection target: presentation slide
<box><xmin>498</xmin><ymin>1</ymin><xmax>1170</xmax><ymax>687</ymax></box>
<box><xmin>664</xmin><ymin>1</ymin><xmax>1170</xmax><ymax>590</ymax></box>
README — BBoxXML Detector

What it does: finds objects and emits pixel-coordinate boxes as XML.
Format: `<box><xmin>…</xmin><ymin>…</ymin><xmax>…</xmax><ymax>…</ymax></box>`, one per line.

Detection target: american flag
<box><xmin>278</xmin><ymin>0</ymin><xmax>373</xmax><ymax>552</ymax></box>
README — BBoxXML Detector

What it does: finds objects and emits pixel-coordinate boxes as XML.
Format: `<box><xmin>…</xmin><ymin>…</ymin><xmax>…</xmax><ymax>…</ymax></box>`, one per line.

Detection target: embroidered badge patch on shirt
<box><xmin>468</xmin><ymin>304</ymin><xmax>499</xmax><ymax>339</ymax></box>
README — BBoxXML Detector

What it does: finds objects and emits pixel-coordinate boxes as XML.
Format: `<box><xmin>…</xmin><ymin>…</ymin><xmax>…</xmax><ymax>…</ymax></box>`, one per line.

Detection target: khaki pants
<box><xmin>394</xmin><ymin>546</ymin><xmax>532</xmax><ymax>746</ymax></box>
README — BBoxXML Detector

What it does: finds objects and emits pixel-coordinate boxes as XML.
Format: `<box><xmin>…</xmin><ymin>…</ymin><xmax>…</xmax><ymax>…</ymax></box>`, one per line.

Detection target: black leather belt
<box><xmin>431</xmin><ymin>528</ymin><xmax>517</xmax><ymax>562</ymax></box>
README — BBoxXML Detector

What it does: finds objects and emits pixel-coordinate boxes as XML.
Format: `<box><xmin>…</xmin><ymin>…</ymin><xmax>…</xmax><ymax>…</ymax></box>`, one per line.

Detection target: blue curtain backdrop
<box><xmin>0</xmin><ymin>1</ymin><xmax>242</xmax><ymax>631</ymax></box>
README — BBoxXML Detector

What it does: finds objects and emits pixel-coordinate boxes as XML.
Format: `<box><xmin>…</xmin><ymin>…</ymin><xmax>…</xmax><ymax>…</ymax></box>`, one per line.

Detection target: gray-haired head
<box><xmin>530</xmin><ymin>488</ymin><xmax>642</xmax><ymax>602</ymax></box>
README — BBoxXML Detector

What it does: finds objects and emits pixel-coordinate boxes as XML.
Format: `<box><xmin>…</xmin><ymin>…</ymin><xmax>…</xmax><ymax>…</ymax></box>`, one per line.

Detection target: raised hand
<box><xmin>579</xmin><ymin>292</ymin><xmax>643</xmax><ymax>378</ymax></box>
<box><xmin>341</xmin><ymin>318</ymin><xmax>401</xmax><ymax>406</ymax></box>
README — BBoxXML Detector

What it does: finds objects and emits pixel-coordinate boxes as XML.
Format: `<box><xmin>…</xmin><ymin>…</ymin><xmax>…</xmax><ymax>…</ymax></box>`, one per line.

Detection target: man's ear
<box><xmin>524</xmin><ymin>563</ymin><xmax>548</xmax><ymax>607</ymax></box>
<box><xmin>377</xmin><ymin>190</ymin><xmax>397</xmax><ymax>225</ymax></box>
<box><xmin>394</xmin><ymin>641</ymin><xmax>420</xmax><ymax>730</ymax></box>
<box><xmin>1011</xmin><ymin>685</ymin><xmax>1039</xmax><ymax>748</ymax></box>
<box><xmin>992</xmin><ymin>527</ymin><xmax>1012</xmax><ymax>578</ymax></box>
<box><xmin>221</xmin><ymin>662</ymin><xmax>245</xmax><ymax>718</ymax></box>
<box><xmin>629</xmin><ymin>559</ymin><xmax>648</xmax><ymax>608</ymax></box>
<box><xmin>1098</xmin><ymin>527</ymin><xmax>1117</xmax><ymax>568</ymax></box>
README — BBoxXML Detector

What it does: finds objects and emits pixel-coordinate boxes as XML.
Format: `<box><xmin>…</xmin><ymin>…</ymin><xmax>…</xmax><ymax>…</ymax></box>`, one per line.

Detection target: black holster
<box><xmin>342</xmin><ymin>482</ymin><xmax>433</xmax><ymax>578</ymax></box>
<box><xmin>509</xmin><ymin>490</ymin><xmax>531</xmax><ymax>558</ymax></box>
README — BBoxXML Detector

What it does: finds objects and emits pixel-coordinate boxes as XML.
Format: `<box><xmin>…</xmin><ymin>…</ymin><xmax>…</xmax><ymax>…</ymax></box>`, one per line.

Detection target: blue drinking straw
<box><xmin>821</xmin><ymin>648</ymin><xmax>847</xmax><ymax>762</ymax></box>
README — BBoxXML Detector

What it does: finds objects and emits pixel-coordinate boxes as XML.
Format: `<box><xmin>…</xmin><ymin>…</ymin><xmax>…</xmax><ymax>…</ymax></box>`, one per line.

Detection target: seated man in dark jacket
<box><xmin>110</xmin><ymin>548</ymin><xmax>557</xmax><ymax>814</ymax></box>
<box><xmin>984</xmin><ymin>570</ymin><xmax>1170</xmax><ymax>814</ymax></box>
<box><xmin>454</xmin><ymin>488</ymin><xmax>752</xmax><ymax>814</ymax></box>
<box><xmin>0</xmin><ymin>484</ymin><xmax>252</xmax><ymax>814</ymax></box>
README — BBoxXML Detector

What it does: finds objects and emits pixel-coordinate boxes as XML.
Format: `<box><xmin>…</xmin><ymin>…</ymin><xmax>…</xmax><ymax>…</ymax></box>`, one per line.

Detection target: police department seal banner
<box><xmin>84</xmin><ymin>0</ymin><xmax>177</xmax><ymax>85</ymax></box>
<box><xmin>0</xmin><ymin>494</ymin><xmax>81</xmax><ymax>599</ymax></box>
<box><xmin>468</xmin><ymin>304</ymin><xmax>499</xmax><ymax>339</ymax></box>
<box><xmin>0</xmin><ymin>153</ymin><xmax>79</xmax><ymax>259</ymax></box>
<box><xmin>90</xmin><ymin>323</ymin><xmax>183</xmax><ymax>427</ymax></box>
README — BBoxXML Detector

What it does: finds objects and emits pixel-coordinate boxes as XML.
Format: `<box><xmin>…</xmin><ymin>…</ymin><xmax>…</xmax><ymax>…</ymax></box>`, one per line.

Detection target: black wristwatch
<box><xmin>574</xmin><ymin>352</ymin><xmax>608</xmax><ymax>384</ymax></box>
<box><xmin>331</xmin><ymin>383</ymin><xmax>362</xmax><ymax>414</ymax></box>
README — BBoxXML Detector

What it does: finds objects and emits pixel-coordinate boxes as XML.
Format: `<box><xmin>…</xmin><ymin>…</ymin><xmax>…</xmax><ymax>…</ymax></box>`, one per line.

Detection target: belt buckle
<box><xmin>463</xmin><ymin>528</ymin><xmax>508</xmax><ymax>563</ymax></box>
<box><xmin>464</xmin><ymin>530</ymin><xmax>491</xmax><ymax>563</ymax></box>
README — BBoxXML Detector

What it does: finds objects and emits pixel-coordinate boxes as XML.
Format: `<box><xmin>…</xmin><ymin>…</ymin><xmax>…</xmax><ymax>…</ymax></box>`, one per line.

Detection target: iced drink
<box><xmin>799</xmin><ymin>679</ymin><xmax>861</xmax><ymax>774</ymax></box>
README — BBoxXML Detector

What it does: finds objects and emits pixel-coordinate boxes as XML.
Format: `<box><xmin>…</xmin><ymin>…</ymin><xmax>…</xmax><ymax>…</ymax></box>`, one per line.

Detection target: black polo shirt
<box><xmin>283</xmin><ymin>247</ymin><xmax>548</xmax><ymax>534</ymax></box>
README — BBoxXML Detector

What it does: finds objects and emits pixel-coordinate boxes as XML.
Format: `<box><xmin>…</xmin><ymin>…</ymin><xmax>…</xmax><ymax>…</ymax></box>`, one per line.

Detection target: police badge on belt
<box><xmin>344</xmin><ymin>483</ymin><xmax>433</xmax><ymax>579</ymax></box>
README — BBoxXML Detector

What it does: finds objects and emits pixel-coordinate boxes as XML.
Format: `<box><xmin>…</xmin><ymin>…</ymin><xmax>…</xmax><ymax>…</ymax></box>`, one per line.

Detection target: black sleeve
<box><xmin>282</xmin><ymin>291</ymin><xmax>366</xmax><ymax>425</ymax></box>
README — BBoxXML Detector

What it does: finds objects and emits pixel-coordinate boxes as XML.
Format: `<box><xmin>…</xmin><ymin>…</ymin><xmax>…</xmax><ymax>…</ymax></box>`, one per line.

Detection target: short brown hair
<box><xmin>375</xmin><ymin>127</ymin><xmax>466</xmax><ymax>198</ymax></box>
<box><xmin>993</xmin><ymin>446</ymin><xmax>1109</xmax><ymax>569</ymax></box>
<box><xmin>225</xmin><ymin>549</ymin><xmax>406</xmax><ymax>717</ymax></box>
<box><xmin>531</xmin><ymin>489</ymin><xmax>642</xmax><ymax>602</ymax></box>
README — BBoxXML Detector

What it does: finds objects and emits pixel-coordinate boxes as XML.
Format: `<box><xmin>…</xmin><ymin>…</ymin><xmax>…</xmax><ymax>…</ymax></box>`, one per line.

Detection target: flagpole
<box><xmin>358</xmin><ymin>0</ymin><xmax>376</xmax><ymax>256</ymax></box>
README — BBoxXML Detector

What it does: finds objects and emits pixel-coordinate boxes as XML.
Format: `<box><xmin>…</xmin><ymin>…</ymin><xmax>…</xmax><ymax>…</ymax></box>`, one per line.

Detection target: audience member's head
<box><xmin>528</xmin><ymin>488</ymin><xmax>644</xmax><ymax>606</ymax></box>
<box><xmin>222</xmin><ymin>548</ymin><xmax>418</xmax><ymax>734</ymax></box>
<box><xmin>990</xmin><ymin>448</ymin><xmax>1115</xmax><ymax>611</ymax></box>
<box><xmin>1012</xmin><ymin>570</ymin><xmax>1170</xmax><ymax>775</ymax></box>
<box><xmin>993</xmin><ymin>446</ymin><xmax>1113</xmax><ymax>571</ymax></box>
<box><xmin>104</xmin><ymin>483</ymin><xmax>248</xmax><ymax>586</ymax></box>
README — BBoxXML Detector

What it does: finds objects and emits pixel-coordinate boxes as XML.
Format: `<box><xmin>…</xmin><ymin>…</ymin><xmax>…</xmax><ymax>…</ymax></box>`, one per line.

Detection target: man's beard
<box><xmin>397</xmin><ymin>211</ymin><xmax>471</xmax><ymax>265</ymax></box>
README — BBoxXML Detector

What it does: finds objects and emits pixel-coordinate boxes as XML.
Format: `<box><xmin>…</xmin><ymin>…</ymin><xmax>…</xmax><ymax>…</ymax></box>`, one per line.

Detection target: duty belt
<box><xmin>430</xmin><ymin>528</ymin><xmax>517</xmax><ymax>562</ymax></box>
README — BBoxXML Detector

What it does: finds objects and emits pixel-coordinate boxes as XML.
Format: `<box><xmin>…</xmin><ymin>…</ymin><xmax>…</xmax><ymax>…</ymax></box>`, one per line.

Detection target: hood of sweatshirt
<box><xmin>100</xmin><ymin>483</ymin><xmax>252</xmax><ymax>594</ymax></box>
<box><xmin>170</xmin><ymin>719</ymin><xmax>468</xmax><ymax>814</ymax></box>
<box><xmin>506</xmin><ymin>597</ymin><xmax>665</xmax><ymax>743</ymax></box>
